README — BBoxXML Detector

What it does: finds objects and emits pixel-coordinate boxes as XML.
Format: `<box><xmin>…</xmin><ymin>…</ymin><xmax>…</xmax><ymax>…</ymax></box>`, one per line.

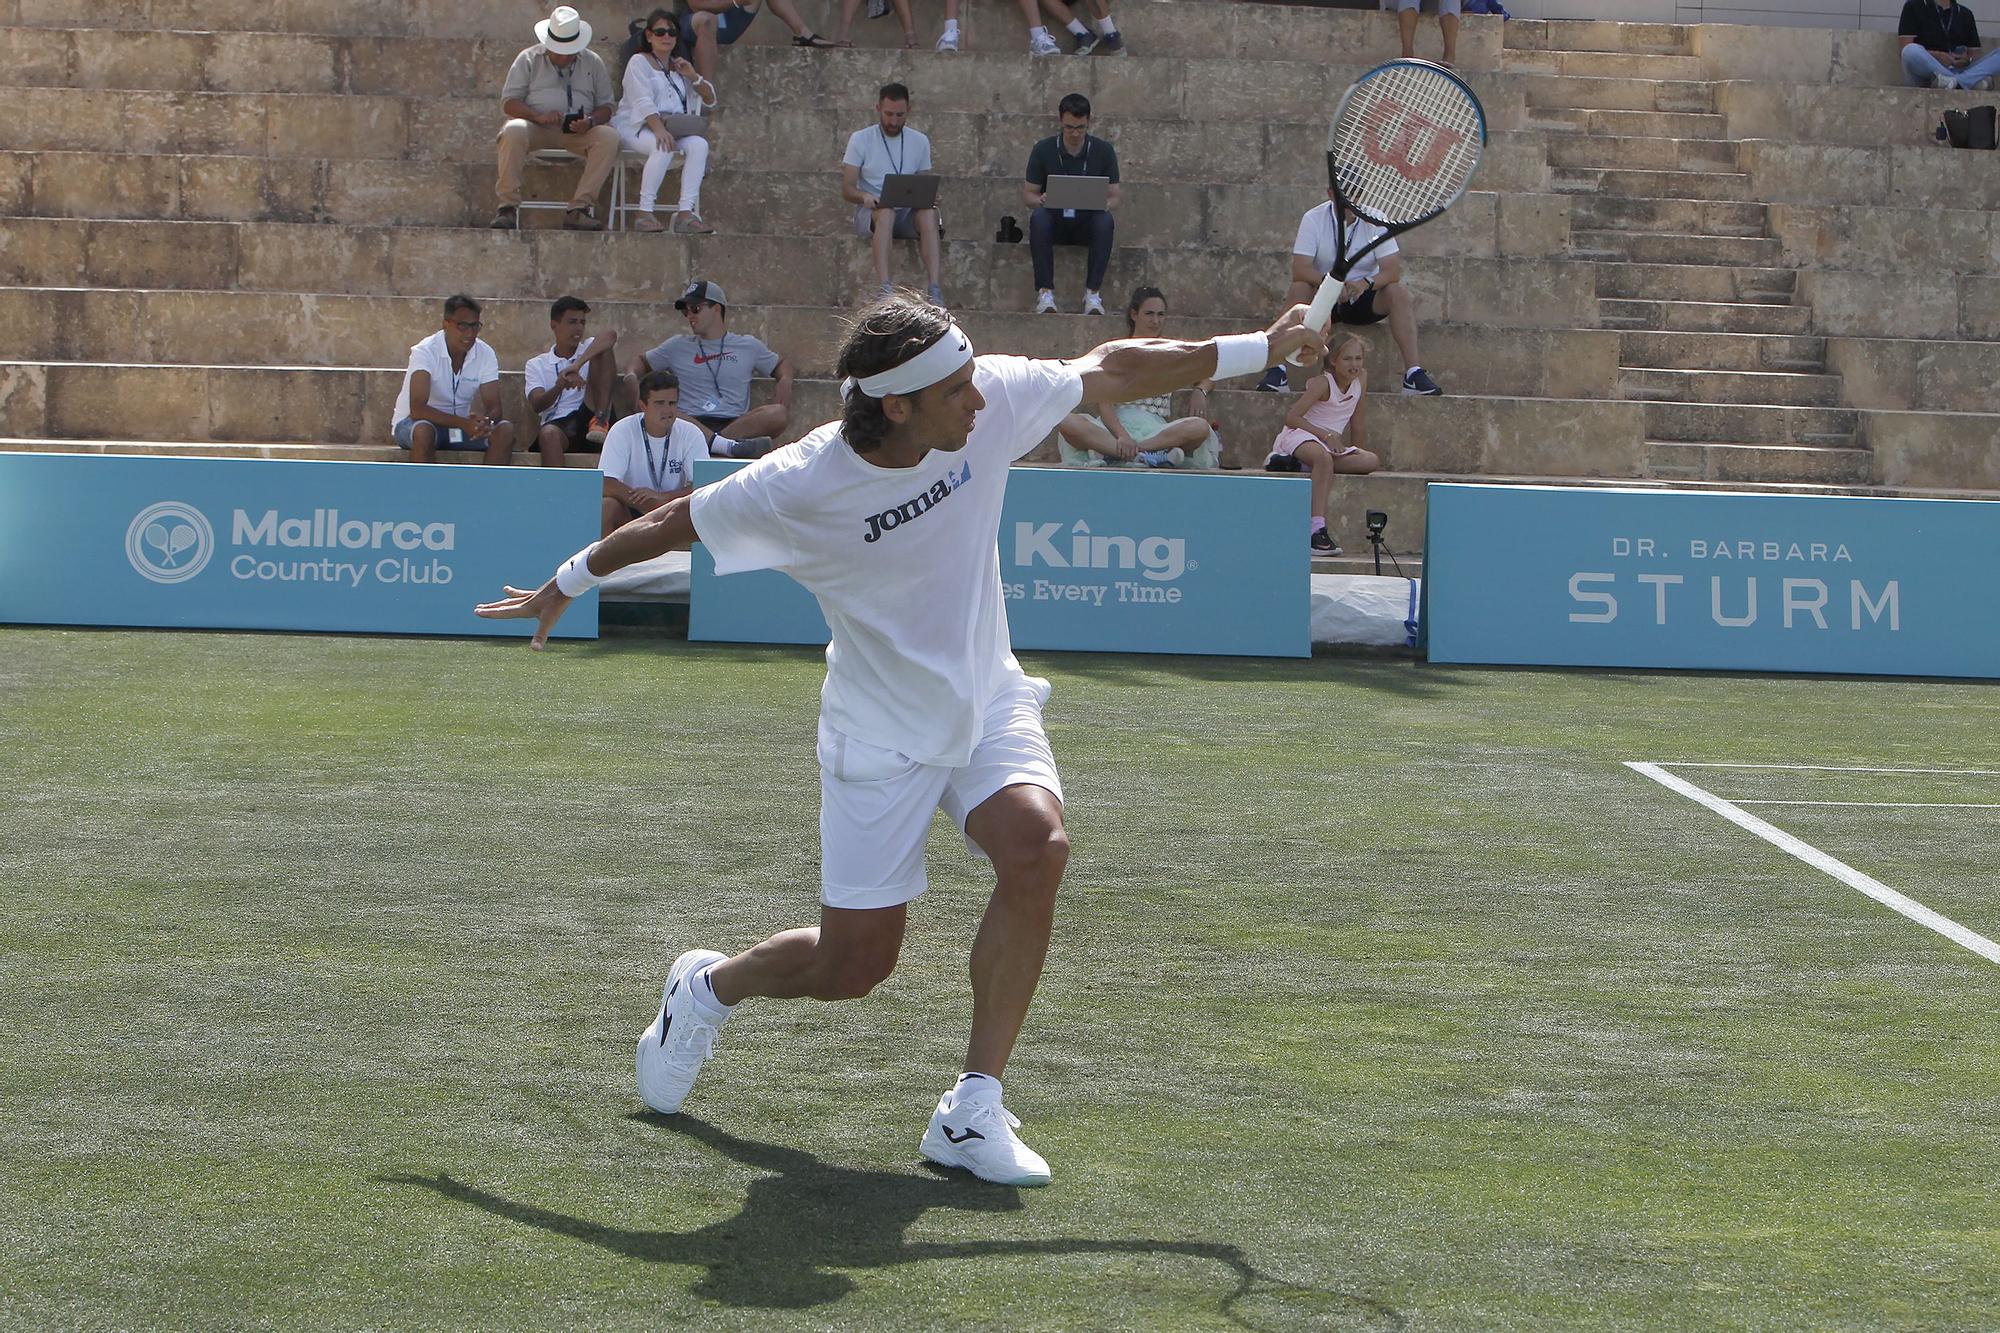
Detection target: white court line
<box><xmin>1662</xmin><ymin>763</ymin><xmax>2000</xmax><ymax>776</ymax></box>
<box><xmin>1626</xmin><ymin>761</ymin><xmax>2000</xmax><ymax>967</ymax></box>
<box><xmin>1732</xmin><ymin>800</ymin><xmax>2000</xmax><ymax>809</ymax></box>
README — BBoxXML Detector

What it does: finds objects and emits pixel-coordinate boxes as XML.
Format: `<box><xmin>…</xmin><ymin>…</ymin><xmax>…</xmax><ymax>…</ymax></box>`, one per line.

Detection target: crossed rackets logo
<box><xmin>1361</xmin><ymin>99</ymin><xmax>1467</xmax><ymax>181</ymax></box>
<box><xmin>125</xmin><ymin>500</ymin><xmax>216</xmax><ymax>584</ymax></box>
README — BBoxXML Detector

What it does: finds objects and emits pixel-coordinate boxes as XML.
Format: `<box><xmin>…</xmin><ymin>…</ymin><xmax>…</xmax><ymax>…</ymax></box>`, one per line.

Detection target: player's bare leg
<box><xmin>961</xmin><ymin>783</ymin><xmax>1068</xmax><ymax>1079</ymax></box>
<box><xmin>707</xmin><ymin>905</ymin><xmax>907</xmax><ymax>1003</ymax></box>
<box><xmin>1380</xmin><ymin>280</ymin><xmax>1424</xmax><ymax>375</ymax></box>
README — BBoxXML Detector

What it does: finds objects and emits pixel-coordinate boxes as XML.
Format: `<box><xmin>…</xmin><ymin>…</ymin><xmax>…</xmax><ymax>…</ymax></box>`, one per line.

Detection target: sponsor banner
<box><xmin>0</xmin><ymin>453</ymin><xmax>599</xmax><ymax>639</ymax></box>
<box><xmin>1423</xmin><ymin>483</ymin><xmax>2000</xmax><ymax>678</ymax></box>
<box><xmin>689</xmin><ymin>461</ymin><xmax>1310</xmax><ymax>657</ymax></box>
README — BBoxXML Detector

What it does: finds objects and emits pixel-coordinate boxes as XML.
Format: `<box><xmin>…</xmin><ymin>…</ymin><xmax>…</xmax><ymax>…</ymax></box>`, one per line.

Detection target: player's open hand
<box><xmin>474</xmin><ymin>580</ymin><xmax>572</xmax><ymax>650</ymax></box>
<box><xmin>1263</xmin><ymin>303</ymin><xmax>1327</xmax><ymax>370</ymax></box>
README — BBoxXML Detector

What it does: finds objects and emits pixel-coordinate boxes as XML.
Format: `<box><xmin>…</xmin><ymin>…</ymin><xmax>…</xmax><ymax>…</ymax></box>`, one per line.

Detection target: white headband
<box><xmin>840</xmin><ymin>325</ymin><xmax>975</xmax><ymax>401</ymax></box>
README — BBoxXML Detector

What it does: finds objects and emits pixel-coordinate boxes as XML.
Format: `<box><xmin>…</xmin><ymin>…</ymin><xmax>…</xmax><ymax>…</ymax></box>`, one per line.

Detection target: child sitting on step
<box><xmin>1265</xmin><ymin>333</ymin><xmax>1381</xmax><ymax>555</ymax></box>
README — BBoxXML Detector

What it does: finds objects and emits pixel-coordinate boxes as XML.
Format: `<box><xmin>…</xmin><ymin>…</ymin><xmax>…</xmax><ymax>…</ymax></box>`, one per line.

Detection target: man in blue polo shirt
<box><xmin>1022</xmin><ymin>93</ymin><xmax>1120</xmax><ymax>316</ymax></box>
<box><xmin>1900</xmin><ymin>0</ymin><xmax>2000</xmax><ymax>88</ymax></box>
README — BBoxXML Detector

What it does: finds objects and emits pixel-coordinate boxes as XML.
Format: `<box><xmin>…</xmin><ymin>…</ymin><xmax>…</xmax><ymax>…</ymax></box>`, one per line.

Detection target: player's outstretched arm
<box><xmin>474</xmin><ymin>495</ymin><xmax>700</xmax><ymax>650</ymax></box>
<box><xmin>1073</xmin><ymin>304</ymin><xmax>1325</xmax><ymax>408</ymax></box>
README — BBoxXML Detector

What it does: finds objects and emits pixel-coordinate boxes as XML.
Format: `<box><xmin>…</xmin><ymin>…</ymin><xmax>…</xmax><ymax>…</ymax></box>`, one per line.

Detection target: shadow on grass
<box><xmin>383</xmin><ymin>1114</ymin><xmax>1401</xmax><ymax>1329</ymax></box>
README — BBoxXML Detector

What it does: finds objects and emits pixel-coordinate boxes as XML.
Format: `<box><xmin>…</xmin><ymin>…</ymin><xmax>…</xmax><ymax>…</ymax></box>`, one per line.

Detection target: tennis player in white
<box><xmin>477</xmin><ymin>293</ymin><xmax>1322</xmax><ymax>1186</ymax></box>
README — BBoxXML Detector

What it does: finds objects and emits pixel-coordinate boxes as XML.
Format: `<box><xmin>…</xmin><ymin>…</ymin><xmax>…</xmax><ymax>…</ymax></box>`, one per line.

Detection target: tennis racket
<box><xmin>1289</xmin><ymin>59</ymin><xmax>1487</xmax><ymax>366</ymax></box>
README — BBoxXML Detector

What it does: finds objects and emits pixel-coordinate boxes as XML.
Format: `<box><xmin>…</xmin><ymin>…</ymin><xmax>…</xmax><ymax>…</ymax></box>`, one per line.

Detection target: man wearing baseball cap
<box><xmin>630</xmin><ymin>281</ymin><xmax>793</xmax><ymax>458</ymax></box>
<box><xmin>494</xmin><ymin>6</ymin><xmax>621</xmax><ymax>230</ymax></box>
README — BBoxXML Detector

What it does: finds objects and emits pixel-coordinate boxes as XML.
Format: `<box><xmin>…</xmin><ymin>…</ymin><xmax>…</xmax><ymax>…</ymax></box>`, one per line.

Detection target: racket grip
<box><xmin>1289</xmin><ymin>276</ymin><xmax>1340</xmax><ymax>367</ymax></box>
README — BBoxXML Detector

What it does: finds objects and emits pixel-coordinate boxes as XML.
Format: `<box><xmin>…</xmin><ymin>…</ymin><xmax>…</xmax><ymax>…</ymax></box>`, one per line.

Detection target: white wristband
<box><xmin>554</xmin><ymin>543</ymin><xmax>602</xmax><ymax>598</ymax></box>
<box><xmin>1211</xmin><ymin>333</ymin><xmax>1270</xmax><ymax>381</ymax></box>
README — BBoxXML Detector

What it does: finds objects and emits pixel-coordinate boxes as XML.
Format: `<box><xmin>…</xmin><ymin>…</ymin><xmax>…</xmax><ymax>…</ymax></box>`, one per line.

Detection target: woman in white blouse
<box><xmin>614</xmin><ymin>11</ymin><xmax>717</xmax><ymax>234</ymax></box>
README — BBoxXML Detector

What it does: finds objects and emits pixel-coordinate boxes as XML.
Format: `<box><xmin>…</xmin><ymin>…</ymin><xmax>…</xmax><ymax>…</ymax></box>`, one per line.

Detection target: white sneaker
<box><xmin>920</xmin><ymin>1085</ymin><xmax>1052</xmax><ymax>1186</ymax></box>
<box><xmin>1082</xmin><ymin>291</ymin><xmax>1106</xmax><ymax>316</ymax></box>
<box><xmin>635</xmin><ymin>948</ymin><xmax>731</xmax><ymax>1114</ymax></box>
<box><xmin>1136</xmin><ymin>446</ymin><xmax>1184</xmax><ymax>468</ymax></box>
<box><xmin>1939</xmin><ymin>74</ymin><xmax>1960</xmax><ymax>89</ymax></box>
<box><xmin>935</xmin><ymin>28</ymin><xmax>959</xmax><ymax>51</ymax></box>
<box><xmin>1034</xmin><ymin>290</ymin><xmax>1057</xmax><ymax>315</ymax></box>
<box><xmin>1029</xmin><ymin>30</ymin><xmax>1061</xmax><ymax>56</ymax></box>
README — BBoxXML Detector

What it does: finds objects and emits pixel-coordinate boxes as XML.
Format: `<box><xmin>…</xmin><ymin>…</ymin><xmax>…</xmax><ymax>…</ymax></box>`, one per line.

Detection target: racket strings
<box><xmin>1330</xmin><ymin>66</ymin><xmax>1484</xmax><ymax>226</ymax></box>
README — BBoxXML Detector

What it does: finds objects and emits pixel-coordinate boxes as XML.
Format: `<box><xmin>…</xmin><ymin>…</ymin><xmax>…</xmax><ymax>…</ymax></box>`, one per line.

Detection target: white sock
<box><xmin>712</xmin><ymin>435</ymin><xmax>738</xmax><ymax>457</ymax></box>
<box><xmin>690</xmin><ymin>963</ymin><xmax>735</xmax><ymax>1019</ymax></box>
<box><xmin>1405</xmin><ymin>365</ymin><xmax>1424</xmax><ymax>378</ymax></box>
<box><xmin>1030</xmin><ymin>24</ymin><xmax>1050</xmax><ymax>39</ymax></box>
<box><xmin>1065</xmin><ymin>18</ymin><xmax>1089</xmax><ymax>35</ymax></box>
<box><xmin>1097</xmin><ymin>15</ymin><xmax>1117</xmax><ymax>33</ymax></box>
<box><xmin>952</xmin><ymin>1071</ymin><xmax>1001</xmax><ymax>1104</ymax></box>
<box><xmin>942</xmin><ymin>17</ymin><xmax>959</xmax><ymax>35</ymax></box>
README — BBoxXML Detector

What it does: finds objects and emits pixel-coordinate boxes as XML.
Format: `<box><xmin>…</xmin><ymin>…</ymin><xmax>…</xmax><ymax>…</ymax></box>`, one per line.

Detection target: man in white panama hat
<box><xmin>494</xmin><ymin>6</ymin><xmax>621</xmax><ymax>230</ymax></box>
<box><xmin>478</xmin><ymin>292</ymin><xmax>1323</xmax><ymax>1187</ymax></box>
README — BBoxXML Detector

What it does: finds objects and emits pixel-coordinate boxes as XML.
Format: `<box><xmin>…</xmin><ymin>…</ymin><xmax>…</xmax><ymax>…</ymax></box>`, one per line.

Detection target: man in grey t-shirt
<box><xmin>631</xmin><ymin>281</ymin><xmax>792</xmax><ymax>458</ymax></box>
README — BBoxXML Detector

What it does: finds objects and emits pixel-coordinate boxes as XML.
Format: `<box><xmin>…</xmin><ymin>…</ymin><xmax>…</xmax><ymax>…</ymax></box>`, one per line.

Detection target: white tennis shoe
<box><xmin>920</xmin><ymin>1084</ymin><xmax>1052</xmax><ymax>1186</ymax></box>
<box><xmin>636</xmin><ymin>948</ymin><xmax>731</xmax><ymax>1114</ymax></box>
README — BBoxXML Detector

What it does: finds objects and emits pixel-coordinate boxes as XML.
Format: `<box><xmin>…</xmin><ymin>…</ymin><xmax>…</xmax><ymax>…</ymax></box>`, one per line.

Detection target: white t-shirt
<box><xmin>392</xmin><ymin>331</ymin><xmax>500</xmax><ymax>424</ymax></box>
<box><xmin>842</xmin><ymin>124</ymin><xmax>933</xmax><ymax>200</ymax></box>
<box><xmin>690</xmin><ymin>354</ymin><xmax>1083</xmax><ymax>768</ymax></box>
<box><xmin>1293</xmin><ymin>202</ymin><xmax>1400</xmax><ymax>287</ymax></box>
<box><xmin>598</xmin><ymin>412</ymin><xmax>710</xmax><ymax>494</ymax></box>
<box><xmin>523</xmin><ymin>335</ymin><xmax>598</xmax><ymax>425</ymax></box>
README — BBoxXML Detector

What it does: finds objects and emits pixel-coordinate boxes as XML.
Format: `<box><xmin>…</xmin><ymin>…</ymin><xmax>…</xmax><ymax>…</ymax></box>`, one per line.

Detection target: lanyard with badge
<box><xmin>696</xmin><ymin>333</ymin><xmax>728</xmax><ymax>414</ymax></box>
<box><xmin>878</xmin><ymin>125</ymin><xmax>906</xmax><ymax>179</ymax></box>
<box><xmin>640</xmin><ymin>428</ymin><xmax>674</xmax><ymax>490</ymax></box>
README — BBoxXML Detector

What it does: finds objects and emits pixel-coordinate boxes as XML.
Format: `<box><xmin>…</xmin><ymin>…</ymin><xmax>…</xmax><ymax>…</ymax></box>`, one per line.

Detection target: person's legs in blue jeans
<box><xmin>1903</xmin><ymin>41</ymin><xmax>1958</xmax><ymax>85</ymax></box>
<box><xmin>1954</xmin><ymin>46</ymin><xmax>2000</xmax><ymax>87</ymax></box>
<box><xmin>1029</xmin><ymin>207</ymin><xmax>1059</xmax><ymax>292</ymax></box>
<box><xmin>1082</xmin><ymin>209</ymin><xmax>1114</xmax><ymax>294</ymax></box>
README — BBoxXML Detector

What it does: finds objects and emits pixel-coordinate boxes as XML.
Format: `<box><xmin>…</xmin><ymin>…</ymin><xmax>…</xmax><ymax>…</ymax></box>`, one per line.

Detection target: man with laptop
<box><xmin>1023</xmin><ymin>92</ymin><xmax>1120</xmax><ymax>315</ymax></box>
<box><xmin>841</xmin><ymin>82</ymin><xmax>944</xmax><ymax>307</ymax></box>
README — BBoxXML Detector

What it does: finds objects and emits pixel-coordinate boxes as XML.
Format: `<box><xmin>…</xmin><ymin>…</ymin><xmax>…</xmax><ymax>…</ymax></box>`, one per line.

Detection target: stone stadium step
<box><xmin>1827</xmin><ymin>338</ymin><xmax>2000</xmax><ymax>415</ymax></box>
<box><xmin>1595</xmin><ymin>263</ymin><xmax>1795</xmax><ymax>305</ymax></box>
<box><xmin>1504</xmin><ymin>19</ymin><xmax>1693</xmax><ymax>55</ymax></box>
<box><xmin>1741</xmin><ymin>139</ymin><xmax>2000</xmax><ymax>213</ymax></box>
<box><xmin>1570</xmin><ymin>230</ymin><xmax>1782</xmax><ymax>268</ymax></box>
<box><xmin>1597</xmin><ymin>299</ymin><xmax>1816</xmax><ymax>336</ymax></box>
<box><xmin>6</xmin><ymin>1</ymin><xmax>1507</xmax><ymax>68</ymax></box>
<box><xmin>1503</xmin><ymin>50</ymin><xmax>1706</xmax><ymax>82</ymax></box>
<box><xmin>0</xmin><ymin>288</ymin><xmax>1629</xmax><ymax>402</ymax></box>
<box><xmin>1645</xmin><ymin>440</ymin><xmax>1874</xmax><ymax>486</ymax></box>
<box><xmin>1521</xmin><ymin>74</ymin><xmax>1716</xmax><ymax>114</ymax></box>
<box><xmin>1581</xmin><ymin>109</ymin><xmax>1728</xmax><ymax>139</ymax></box>
<box><xmin>1617</xmin><ymin>368</ymin><xmax>1842</xmax><ymax>409</ymax></box>
<box><xmin>1618</xmin><ymin>331</ymin><xmax>1825</xmax><ymax>373</ymax></box>
<box><xmin>1643</xmin><ymin>400</ymin><xmax>1858</xmax><ymax>448</ymax></box>
<box><xmin>1769</xmin><ymin>201</ymin><xmax>1997</xmax><ymax>276</ymax></box>
<box><xmin>1555</xmin><ymin>167</ymin><xmax>1752</xmax><ymax>202</ymax></box>
<box><xmin>1545</xmin><ymin>134</ymin><xmax>1738</xmax><ymax>174</ymax></box>
<box><xmin>1570</xmin><ymin>196</ymin><xmax>1767</xmax><ymax>237</ymax></box>
<box><xmin>1719</xmin><ymin>81</ymin><xmax>1988</xmax><ymax>149</ymax></box>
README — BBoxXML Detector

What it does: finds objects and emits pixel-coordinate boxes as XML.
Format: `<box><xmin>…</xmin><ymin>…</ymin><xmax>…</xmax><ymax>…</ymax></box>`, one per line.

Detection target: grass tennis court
<box><xmin>4</xmin><ymin>627</ymin><xmax>1998</xmax><ymax>1330</ymax></box>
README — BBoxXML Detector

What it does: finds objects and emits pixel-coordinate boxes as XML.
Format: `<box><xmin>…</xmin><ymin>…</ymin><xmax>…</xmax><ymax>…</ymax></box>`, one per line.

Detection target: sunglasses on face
<box><xmin>650</xmin><ymin>26</ymin><xmax>676</xmax><ymax>36</ymax></box>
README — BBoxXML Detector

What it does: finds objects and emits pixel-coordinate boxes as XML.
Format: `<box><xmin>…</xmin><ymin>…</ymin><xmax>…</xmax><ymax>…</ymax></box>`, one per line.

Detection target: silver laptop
<box><xmin>1042</xmin><ymin>174</ymin><xmax>1110</xmax><ymax>210</ymax></box>
<box><xmin>877</xmin><ymin>173</ymin><xmax>940</xmax><ymax>209</ymax></box>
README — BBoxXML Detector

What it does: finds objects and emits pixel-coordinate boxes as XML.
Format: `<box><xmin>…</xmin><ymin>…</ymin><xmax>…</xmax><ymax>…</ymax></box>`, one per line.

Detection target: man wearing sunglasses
<box><xmin>630</xmin><ymin>281</ymin><xmax>790</xmax><ymax>458</ymax></box>
<box><xmin>391</xmin><ymin>296</ymin><xmax>515</xmax><ymax>465</ymax></box>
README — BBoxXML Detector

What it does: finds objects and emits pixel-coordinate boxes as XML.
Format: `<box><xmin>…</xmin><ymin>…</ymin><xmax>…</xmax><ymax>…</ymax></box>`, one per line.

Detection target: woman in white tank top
<box><xmin>1266</xmin><ymin>334</ymin><xmax>1381</xmax><ymax>554</ymax></box>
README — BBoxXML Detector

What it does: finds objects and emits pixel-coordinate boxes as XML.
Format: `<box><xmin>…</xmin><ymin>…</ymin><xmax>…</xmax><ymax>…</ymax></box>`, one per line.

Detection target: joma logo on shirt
<box><xmin>862</xmin><ymin>461</ymin><xmax>972</xmax><ymax>543</ymax></box>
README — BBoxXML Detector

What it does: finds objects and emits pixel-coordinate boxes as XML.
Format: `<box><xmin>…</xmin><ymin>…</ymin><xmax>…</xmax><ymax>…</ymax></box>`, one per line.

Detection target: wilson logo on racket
<box><xmin>1360</xmin><ymin>101</ymin><xmax>1469</xmax><ymax>182</ymax></box>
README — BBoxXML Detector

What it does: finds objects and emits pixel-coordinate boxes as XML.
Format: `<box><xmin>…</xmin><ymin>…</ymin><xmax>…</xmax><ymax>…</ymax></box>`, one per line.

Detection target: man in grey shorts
<box><xmin>840</xmin><ymin>82</ymin><xmax>944</xmax><ymax>307</ymax></box>
<box><xmin>1395</xmin><ymin>0</ymin><xmax>1459</xmax><ymax>68</ymax></box>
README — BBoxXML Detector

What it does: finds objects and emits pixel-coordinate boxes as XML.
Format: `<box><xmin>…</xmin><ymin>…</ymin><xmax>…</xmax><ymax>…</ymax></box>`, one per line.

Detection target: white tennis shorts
<box><xmin>817</xmin><ymin>673</ymin><xmax>1062</xmax><ymax>911</ymax></box>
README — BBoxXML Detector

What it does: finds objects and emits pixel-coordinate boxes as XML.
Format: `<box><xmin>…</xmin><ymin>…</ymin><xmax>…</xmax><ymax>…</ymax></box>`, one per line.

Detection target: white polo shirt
<box><xmin>523</xmin><ymin>335</ymin><xmax>598</xmax><ymax>425</ymax></box>
<box><xmin>598</xmin><ymin>412</ymin><xmax>710</xmax><ymax>494</ymax></box>
<box><xmin>689</xmin><ymin>354</ymin><xmax>1082</xmax><ymax>767</ymax></box>
<box><xmin>842</xmin><ymin>124</ymin><xmax>933</xmax><ymax>200</ymax></box>
<box><xmin>1293</xmin><ymin>202</ymin><xmax>1399</xmax><ymax>287</ymax></box>
<box><xmin>393</xmin><ymin>331</ymin><xmax>499</xmax><ymax>423</ymax></box>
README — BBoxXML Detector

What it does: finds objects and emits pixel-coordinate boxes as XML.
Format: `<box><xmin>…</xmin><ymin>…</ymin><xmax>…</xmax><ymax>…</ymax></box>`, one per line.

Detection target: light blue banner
<box><xmin>689</xmin><ymin>461</ymin><xmax>1311</xmax><ymax>657</ymax></box>
<box><xmin>0</xmin><ymin>453</ymin><xmax>599</xmax><ymax>639</ymax></box>
<box><xmin>1423</xmin><ymin>483</ymin><xmax>2000</xmax><ymax>678</ymax></box>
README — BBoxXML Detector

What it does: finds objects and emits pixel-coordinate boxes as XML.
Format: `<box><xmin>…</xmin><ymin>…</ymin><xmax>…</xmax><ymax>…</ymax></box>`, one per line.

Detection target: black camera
<box><xmin>994</xmin><ymin>214</ymin><xmax>1023</xmax><ymax>244</ymax></box>
<box><xmin>1365</xmin><ymin>510</ymin><xmax>1388</xmax><ymax>535</ymax></box>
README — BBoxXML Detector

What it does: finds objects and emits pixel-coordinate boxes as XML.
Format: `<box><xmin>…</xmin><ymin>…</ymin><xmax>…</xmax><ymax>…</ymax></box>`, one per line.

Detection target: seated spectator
<box><xmin>841</xmin><ymin>84</ymin><xmax>944</xmax><ymax>306</ymax></box>
<box><xmin>391</xmin><ymin>296</ymin><xmax>515</xmax><ymax>465</ymax></box>
<box><xmin>832</xmin><ymin>0</ymin><xmax>917</xmax><ymax>48</ymax></box>
<box><xmin>1900</xmin><ymin>0</ymin><xmax>2000</xmax><ymax>88</ymax></box>
<box><xmin>614</xmin><ymin>12</ymin><xmax>718</xmax><ymax>234</ymax></box>
<box><xmin>1261</xmin><ymin>189</ymin><xmax>1441</xmax><ymax>397</ymax></box>
<box><xmin>494</xmin><ymin>8</ymin><xmax>619</xmax><ymax>232</ymax></box>
<box><xmin>937</xmin><ymin>0</ymin><xmax>1063</xmax><ymax>53</ymax></box>
<box><xmin>1395</xmin><ymin>0</ymin><xmax>1459</xmax><ymax>69</ymax></box>
<box><xmin>1041</xmin><ymin>0</ymin><xmax>1125</xmax><ymax>54</ymax></box>
<box><xmin>598</xmin><ymin>371</ymin><xmax>712</xmax><ymax>538</ymax></box>
<box><xmin>1024</xmin><ymin>93</ymin><xmax>1119</xmax><ymax>315</ymax></box>
<box><xmin>525</xmin><ymin>296</ymin><xmax>625</xmax><ymax>468</ymax></box>
<box><xmin>1265</xmin><ymin>334</ymin><xmax>1381</xmax><ymax>556</ymax></box>
<box><xmin>1055</xmin><ymin>287</ymin><xmax>1220</xmax><ymax>468</ymax></box>
<box><xmin>631</xmin><ymin>281</ymin><xmax>789</xmax><ymax>457</ymax></box>
<box><xmin>678</xmin><ymin>0</ymin><xmax>840</xmax><ymax>79</ymax></box>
